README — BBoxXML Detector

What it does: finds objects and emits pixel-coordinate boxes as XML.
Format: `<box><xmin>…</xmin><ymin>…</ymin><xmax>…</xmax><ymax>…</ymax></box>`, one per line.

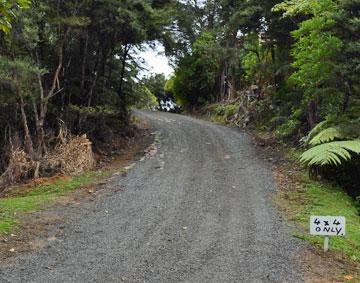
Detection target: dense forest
<box><xmin>0</xmin><ymin>0</ymin><xmax>172</xmax><ymax>188</ymax></box>
<box><xmin>0</xmin><ymin>0</ymin><xmax>360</xmax><ymax>197</ymax></box>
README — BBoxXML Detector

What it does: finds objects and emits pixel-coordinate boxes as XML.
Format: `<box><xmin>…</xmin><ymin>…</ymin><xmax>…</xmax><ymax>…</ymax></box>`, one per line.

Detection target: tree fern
<box><xmin>304</xmin><ymin>120</ymin><xmax>331</xmax><ymax>144</ymax></box>
<box><xmin>308</xmin><ymin>120</ymin><xmax>360</xmax><ymax>145</ymax></box>
<box><xmin>301</xmin><ymin>140</ymin><xmax>360</xmax><ymax>166</ymax></box>
<box><xmin>301</xmin><ymin>117</ymin><xmax>360</xmax><ymax>166</ymax></box>
<box><xmin>309</xmin><ymin>126</ymin><xmax>341</xmax><ymax>145</ymax></box>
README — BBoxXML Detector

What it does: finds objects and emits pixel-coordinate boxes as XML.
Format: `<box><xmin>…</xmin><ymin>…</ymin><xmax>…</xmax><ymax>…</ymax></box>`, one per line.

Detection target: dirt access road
<box><xmin>1</xmin><ymin>110</ymin><xmax>304</xmax><ymax>282</ymax></box>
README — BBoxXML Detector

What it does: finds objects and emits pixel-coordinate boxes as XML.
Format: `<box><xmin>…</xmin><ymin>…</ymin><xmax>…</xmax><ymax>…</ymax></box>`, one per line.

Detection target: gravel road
<box><xmin>0</xmin><ymin>110</ymin><xmax>304</xmax><ymax>283</ymax></box>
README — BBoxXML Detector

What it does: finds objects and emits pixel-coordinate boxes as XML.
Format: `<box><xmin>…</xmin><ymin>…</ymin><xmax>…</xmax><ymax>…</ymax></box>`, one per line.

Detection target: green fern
<box><xmin>309</xmin><ymin>126</ymin><xmax>343</xmax><ymax>145</ymax></box>
<box><xmin>307</xmin><ymin>120</ymin><xmax>330</xmax><ymax>142</ymax></box>
<box><xmin>300</xmin><ymin>140</ymin><xmax>360</xmax><ymax>166</ymax></box>
<box><xmin>307</xmin><ymin>119</ymin><xmax>360</xmax><ymax>146</ymax></box>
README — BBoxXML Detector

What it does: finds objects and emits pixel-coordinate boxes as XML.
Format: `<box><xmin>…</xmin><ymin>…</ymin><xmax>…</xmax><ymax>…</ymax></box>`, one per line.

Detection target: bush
<box><xmin>275</xmin><ymin>119</ymin><xmax>300</xmax><ymax>139</ymax></box>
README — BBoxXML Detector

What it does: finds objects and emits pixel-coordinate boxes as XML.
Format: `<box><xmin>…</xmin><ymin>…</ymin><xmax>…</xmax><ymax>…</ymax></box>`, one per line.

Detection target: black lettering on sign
<box><xmin>314</xmin><ymin>218</ymin><xmax>321</xmax><ymax>225</ymax></box>
<box><xmin>315</xmin><ymin>227</ymin><xmax>321</xmax><ymax>232</ymax></box>
<box><xmin>333</xmin><ymin>219</ymin><xmax>341</xmax><ymax>226</ymax></box>
<box><xmin>324</xmin><ymin>220</ymin><xmax>330</xmax><ymax>226</ymax></box>
<box><xmin>323</xmin><ymin>227</ymin><xmax>330</xmax><ymax>232</ymax></box>
<box><xmin>336</xmin><ymin>228</ymin><xmax>342</xmax><ymax>235</ymax></box>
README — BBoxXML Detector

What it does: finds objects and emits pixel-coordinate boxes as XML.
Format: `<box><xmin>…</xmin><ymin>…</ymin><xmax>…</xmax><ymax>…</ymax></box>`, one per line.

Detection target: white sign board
<box><xmin>310</xmin><ymin>216</ymin><xmax>346</xmax><ymax>236</ymax></box>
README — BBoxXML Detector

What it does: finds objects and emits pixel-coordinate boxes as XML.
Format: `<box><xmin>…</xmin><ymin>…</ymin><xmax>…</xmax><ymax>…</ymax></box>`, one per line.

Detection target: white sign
<box><xmin>310</xmin><ymin>216</ymin><xmax>346</xmax><ymax>236</ymax></box>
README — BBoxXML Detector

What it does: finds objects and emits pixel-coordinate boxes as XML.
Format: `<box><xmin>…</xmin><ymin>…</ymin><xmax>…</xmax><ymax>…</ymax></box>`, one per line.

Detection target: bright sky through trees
<box><xmin>139</xmin><ymin>44</ymin><xmax>174</xmax><ymax>78</ymax></box>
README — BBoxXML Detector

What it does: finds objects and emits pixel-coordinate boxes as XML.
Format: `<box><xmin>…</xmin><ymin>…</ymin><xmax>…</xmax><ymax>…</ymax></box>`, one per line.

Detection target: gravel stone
<box><xmin>0</xmin><ymin>110</ymin><xmax>304</xmax><ymax>283</ymax></box>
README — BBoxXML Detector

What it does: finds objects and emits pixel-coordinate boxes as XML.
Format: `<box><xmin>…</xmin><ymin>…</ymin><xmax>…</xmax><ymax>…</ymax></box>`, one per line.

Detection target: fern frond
<box><xmin>308</xmin><ymin>119</ymin><xmax>360</xmax><ymax>146</ymax></box>
<box><xmin>309</xmin><ymin>126</ymin><xmax>342</xmax><ymax>145</ymax></box>
<box><xmin>306</xmin><ymin>120</ymin><xmax>330</xmax><ymax>142</ymax></box>
<box><xmin>300</xmin><ymin>140</ymin><xmax>360</xmax><ymax>166</ymax></box>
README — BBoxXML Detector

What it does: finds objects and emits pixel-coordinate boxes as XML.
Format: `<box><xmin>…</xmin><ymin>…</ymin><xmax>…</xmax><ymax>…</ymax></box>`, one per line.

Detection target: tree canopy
<box><xmin>1</xmin><ymin>0</ymin><xmax>360</xmax><ymax>192</ymax></box>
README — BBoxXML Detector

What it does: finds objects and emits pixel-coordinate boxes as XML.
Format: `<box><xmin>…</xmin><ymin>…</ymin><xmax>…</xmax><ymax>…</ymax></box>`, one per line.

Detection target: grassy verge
<box><xmin>0</xmin><ymin>171</ymin><xmax>109</xmax><ymax>235</ymax></box>
<box><xmin>286</xmin><ymin>170</ymin><xmax>360</xmax><ymax>261</ymax></box>
<box><xmin>273</xmin><ymin>147</ymin><xmax>360</xmax><ymax>267</ymax></box>
<box><xmin>200</xmin><ymin>102</ymin><xmax>240</xmax><ymax>125</ymax></box>
<box><xmin>276</xmin><ymin>151</ymin><xmax>360</xmax><ymax>281</ymax></box>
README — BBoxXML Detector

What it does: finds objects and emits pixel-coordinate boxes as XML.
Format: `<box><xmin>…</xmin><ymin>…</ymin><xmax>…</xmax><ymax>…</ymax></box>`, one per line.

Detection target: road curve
<box><xmin>1</xmin><ymin>110</ymin><xmax>304</xmax><ymax>283</ymax></box>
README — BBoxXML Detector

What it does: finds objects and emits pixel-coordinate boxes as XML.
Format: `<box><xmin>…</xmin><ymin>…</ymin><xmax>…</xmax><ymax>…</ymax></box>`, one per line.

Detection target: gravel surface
<box><xmin>0</xmin><ymin>110</ymin><xmax>304</xmax><ymax>282</ymax></box>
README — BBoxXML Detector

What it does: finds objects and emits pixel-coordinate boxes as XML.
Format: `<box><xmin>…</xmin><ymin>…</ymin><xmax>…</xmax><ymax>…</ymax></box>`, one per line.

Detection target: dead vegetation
<box><xmin>42</xmin><ymin>134</ymin><xmax>95</xmax><ymax>176</ymax></box>
<box><xmin>0</xmin><ymin>125</ymin><xmax>95</xmax><ymax>192</ymax></box>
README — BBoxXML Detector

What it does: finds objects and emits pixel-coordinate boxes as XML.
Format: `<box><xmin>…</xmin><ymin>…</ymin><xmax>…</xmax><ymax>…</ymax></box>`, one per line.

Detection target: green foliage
<box><xmin>301</xmin><ymin>116</ymin><xmax>360</xmax><ymax>166</ymax></box>
<box><xmin>309</xmin><ymin>127</ymin><xmax>344</xmax><ymax>145</ymax></box>
<box><xmin>204</xmin><ymin>102</ymin><xmax>241</xmax><ymax>124</ymax></box>
<box><xmin>127</xmin><ymin>74</ymin><xmax>167</xmax><ymax>109</ymax></box>
<box><xmin>140</xmin><ymin>74</ymin><xmax>166</xmax><ymax>100</ymax></box>
<box><xmin>306</xmin><ymin>120</ymin><xmax>332</xmax><ymax>142</ymax></box>
<box><xmin>164</xmin><ymin>77</ymin><xmax>175</xmax><ymax>96</ymax></box>
<box><xmin>0</xmin><ymin>55</ymin><xmax>45</xmax><ymax>109</ymax></box>
<box><xmin>309</xmin><ymin>120</ymin><xmax>360</xmax><ymax>146</ymax></box>
<box><xmin>67</xmin><ymin>105</ymin><xmax>117</xmax><ymax>115</ymax></box>
<box><xmin>240</xmin><ymin>33</ymin><xmax>274</xmax><ymax>84</ymax></box>
<box><xmin>273</xmin><ymin>0</ymin><xmax>338</xmax><ymax>17</ymax></box>
<box><xmin>224</xmin><ymin>104</ymin><xmax>239</xmax><ymax>118</ymax></box>
<box><xmin>275</xmin><ymin>119</ymin><xmax>300</xmax><ymax>138</ymax></box>
<box><xmin>0</xmin><ymin>172</ymin><xmax>104</xmax><ymax>235</ymax></box>
<box><xmin>300</xmin><ymin>140</ymin><xmax>360</xmax><ymax>166</ymax></box>
<box><xmin>241</xmin><ymin>50</ymin><xmax>258</xmax><ymax>82</ymax></box>
<box><xmin>0</xmin><ymin>0</ymin><xmax>30</xmax><ymax>32</ymax></box>
<box><xmin>289</xmin><ymin>175</ymin><xmax>360</xmax><ymax>263</ymax></box>
<box><xmin>173</xmin><ymin>32</ymin><xmax>220</xmax><ymax>107</ymax></box>
<box><xmin>130</xmin><ymin>85</ymin><xmax>158</xmax><ymax>109</ymax></box>
<box><xmin>277</xmin><ymin>0</ymin><xmax>342</xmax><ymax>98</ymax></box>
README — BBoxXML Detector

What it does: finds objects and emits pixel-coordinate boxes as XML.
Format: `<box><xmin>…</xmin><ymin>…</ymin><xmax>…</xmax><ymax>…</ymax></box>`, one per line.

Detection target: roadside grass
<box><xmin>201</xmin><ymin>103</ymin><xmax>239</xmax><ymax>125</ymax></box>
<box><xmin>290</xmin><ymin>174</ymin><xmax>360</xmax><ymax>261</ymax></box>
<box><xmin>0</xmin><ymin>171</ymin><xmax>109</xmax><ymax>235</ymax></box>
<box><xmin>277</xmin><ymin>149</ymin><xmax>360</xmax><ymax>262</ymax></box>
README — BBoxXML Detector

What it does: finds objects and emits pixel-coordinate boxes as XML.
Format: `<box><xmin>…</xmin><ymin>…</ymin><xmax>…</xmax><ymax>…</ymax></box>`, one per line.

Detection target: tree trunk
<box><xmin>342</xmin><ymin>81</ymin><xmax>352</xmax><ymax>113</ymax></box>
<box><xmin>220</xmin><ymin>61</ymin><xmax>228</xmax><ymax>102</ymax></box>
<box><xmin>87</xmin><ymin>45</ymin><xmax>102</xmax><ymax>107</ymax></box>
<box><xmin>80</xmin><ymin>30</ymin><xmax>89</xmax><ymax>99</ymax></box>
<box><xmin>35</xmin><ymin>73</ymin><xmax>48</xmax><ymax>157</ymax></box>
<box><xmin>117</xmin><ymin>44</ymin><xmax>130</xmax><ymax>124</ymax></box>
<box><xmin>18</xmin><ymin>93</ymin><xmax>34</xmax><ymax>159</ymax></box>
<box><xmin>308</xmin><ymin>100</ymin><xmax>318</xmax><ymax>129</ymax></box>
